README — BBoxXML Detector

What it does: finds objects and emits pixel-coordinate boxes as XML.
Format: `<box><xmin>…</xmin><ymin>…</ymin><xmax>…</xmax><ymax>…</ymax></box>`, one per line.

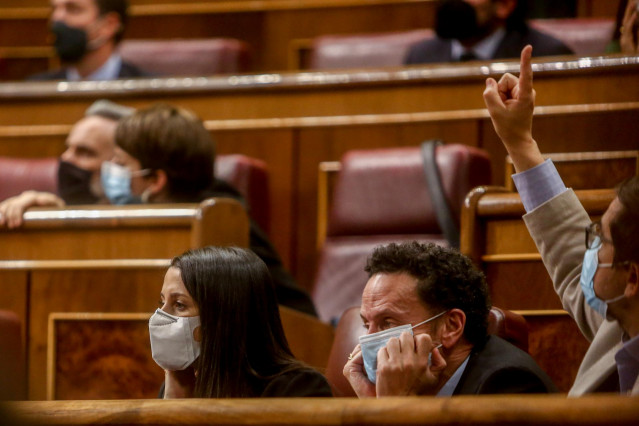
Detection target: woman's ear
<box><xmin>439</xmin><ymin>309</ymin><xmax>466</xmax><ymax>349</ymax></box>
<box><xmin>141</xmin><ymin>170</ymin><xmax>169</xmax><ymax>202</ymax></box>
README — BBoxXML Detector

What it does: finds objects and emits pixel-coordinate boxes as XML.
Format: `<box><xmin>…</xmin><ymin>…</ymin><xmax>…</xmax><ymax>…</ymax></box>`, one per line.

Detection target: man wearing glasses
<box><xmin>483</xmin><ymin>45</ymin><xmax>639</xmax><ymax>395</ymax></box>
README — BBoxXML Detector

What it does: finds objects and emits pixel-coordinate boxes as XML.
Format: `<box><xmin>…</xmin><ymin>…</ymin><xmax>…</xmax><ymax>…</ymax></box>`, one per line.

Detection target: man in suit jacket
<box><xmin>405</xmin><ymin>0</ymin><xmax>572</xmax><ymax>65</ymax></box>
<box><xmin>483</xmin><ymin>45</ymin><xmax>639</xmax><ymax>395</ymax></box>
<box><xmin>343</xmin><ymin>241</ymin><xmax>556</xmax><ymax>396</ymax></box>
<box><xmin>29</xmin><ymin>0</ymin><xmax>147</xmax><ymax>81</ymax></box>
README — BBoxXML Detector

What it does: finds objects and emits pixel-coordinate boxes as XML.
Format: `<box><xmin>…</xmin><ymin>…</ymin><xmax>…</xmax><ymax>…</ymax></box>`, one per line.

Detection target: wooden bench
<box><xmin>0</xmin><ymin>199</ymin><xmax>249</xmax><ymax>261</ymax></box>
<box><xmin>8</xmin><ymin>394</ymin><xmax>639</xmax><ymax>425</ymax></box>
<box><xmin>2</xmin><ymin>56</ymin><xmax>638</xmax><ymax>289</ymax></box>
<box><xmin>47</xmin><ymin>309</ymin><xmax>334</xmax><ymax>400</ymax></box>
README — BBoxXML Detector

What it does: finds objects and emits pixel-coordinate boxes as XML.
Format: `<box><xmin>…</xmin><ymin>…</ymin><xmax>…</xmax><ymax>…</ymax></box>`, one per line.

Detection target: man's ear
<box><xmin>95</xmin><ymin>12</ymin><xmax>121</xmax><ymax>43</ymax></box>
<box><xmin>495</xmin><ymin>0</ymin><xmax>517</xmax><ymax>20</ymax></box>
<box><xmin>439</xmin><ymin>309</ymin><xmax>466</xmax><ymax>349</ymax></box>
<box><xmin>625</xmin><ymin>262</ymin><xmax>639</xmax><ymax>299</ymax></box>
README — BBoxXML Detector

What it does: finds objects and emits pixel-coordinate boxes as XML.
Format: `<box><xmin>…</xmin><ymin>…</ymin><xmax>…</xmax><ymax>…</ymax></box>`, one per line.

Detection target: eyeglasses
<box><xmin>585</xmin><ymin>222</ymin><xmax>613</xmax><ymax>250</ymax></box>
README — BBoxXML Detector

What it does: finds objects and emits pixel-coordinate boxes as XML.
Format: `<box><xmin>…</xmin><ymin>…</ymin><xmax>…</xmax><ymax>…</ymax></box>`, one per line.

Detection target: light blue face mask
<box><xmin>579</xmin><ymin>236</ymin><xmax>625</xmax><ymax>319</ymax></box>
<box><xmin>101</xmin><ymin>161</ymin><xmax>147</xmax><ymax>205</ymax></box>
<box><xmin>359</xmin><ymin>310</ymin><xmax>446</xmax><ymax>383</ymax></box>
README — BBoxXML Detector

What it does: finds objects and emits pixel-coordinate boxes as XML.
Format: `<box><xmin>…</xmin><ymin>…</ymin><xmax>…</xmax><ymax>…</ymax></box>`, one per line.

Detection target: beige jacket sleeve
<box><xmin>522</xmin><ymin>189</ymin><xmax>603</xmax><ymax>342</ymax></box>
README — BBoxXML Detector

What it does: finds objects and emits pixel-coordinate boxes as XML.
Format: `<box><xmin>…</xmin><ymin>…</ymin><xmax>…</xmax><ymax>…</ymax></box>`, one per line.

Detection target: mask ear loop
<box><xmin>411</xmin><ymin>310</ymin><xmax>447</xmax><ymax>329</ymax></box>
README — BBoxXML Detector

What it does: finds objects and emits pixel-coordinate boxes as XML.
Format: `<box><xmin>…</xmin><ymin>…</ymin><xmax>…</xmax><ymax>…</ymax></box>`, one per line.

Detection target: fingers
<box><xmin>429</xmin><ymin>346</ymin><xmax>447</xmax><ymax>372</ymax></box>
<box><xmin>483</xmin><ymin>78</ymin><xmax>505</xmax><ymax>113</ymax></box>
<box><xmin>518</xmin><ymin>45</ymin><xmax>533</xmax><ymax>100</ymax></box>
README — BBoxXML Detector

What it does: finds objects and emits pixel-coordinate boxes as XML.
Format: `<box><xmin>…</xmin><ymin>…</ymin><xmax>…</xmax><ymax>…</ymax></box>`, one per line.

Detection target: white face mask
<box><xmin>149</xmin><ymin>308</ymin><xmax>201</xmax><ymax>371</ymax></box>
<box><xmin>358</xmin><ymin>310</ymin><xmax>446</xmax><ymax>383</ymax></box>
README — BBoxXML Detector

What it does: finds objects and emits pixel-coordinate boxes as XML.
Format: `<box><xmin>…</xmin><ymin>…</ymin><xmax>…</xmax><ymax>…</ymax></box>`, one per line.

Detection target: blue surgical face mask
<box><xmin>359</xmin><ymin>310</ymin><xmax>446</xmax><ymax>383</ymax></box>
<box><xmin>101</xmin><ymin>161</ymin><xmax>149</xmax><ymax>205</ymax></box>
<box><xmin>579</xmin><ymin>236</ymin><xmax>625</xmax><ymax>319</ymax></box>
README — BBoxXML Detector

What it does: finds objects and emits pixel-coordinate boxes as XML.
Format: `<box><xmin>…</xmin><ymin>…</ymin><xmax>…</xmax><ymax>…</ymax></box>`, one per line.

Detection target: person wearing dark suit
<box><xmin>28</xmin><ymin>0</ymin><xmax>149</xmax><ymax>81</ymax></box>
<box><xmin>405</xmin><ymin>0</ymin><xmax>572</xmax><ymax>65</ymax></box>
<box><xmin>343</xmin><ymin>241</ymin><xmax>556</xmax><ymax>397</ymax></box>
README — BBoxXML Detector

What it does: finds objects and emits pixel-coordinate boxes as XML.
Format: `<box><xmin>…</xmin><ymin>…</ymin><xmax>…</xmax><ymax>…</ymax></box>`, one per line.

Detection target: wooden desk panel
<box><xmin>10</xmin><ymin>394</ymin><xmax>639</xmax><ymax>425</ymax></box>
<box><xmin>2</xmin><ymin>56</ymin><xmax>639</xmax><ymax>126</ymax></box>
<box><xmin>47</xmin><ymin>308</ymin><xmax>333</xmax><ymax>401</ymax></box>
<box><xmin>0</xmin><ymin>200</ymin><xmax>250</xmax><ymax>261</ymax></box>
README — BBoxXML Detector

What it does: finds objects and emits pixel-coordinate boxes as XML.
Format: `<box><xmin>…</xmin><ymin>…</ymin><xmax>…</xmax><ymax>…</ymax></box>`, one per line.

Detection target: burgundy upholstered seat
<box><xmin>0</xmin><ymin>155</ymin><xmax>270</xmax><ymax>233</ymax></box>
<box><xmin>0</xmin><ymin>156</ymin><xmax>58</xmax><ymax>201</ymax></box>
<box><xmin>309</xmin><ymin>29</ymin><xmax>435</xmax><ymax>70</ymax></box>
<box><xmin>325</xmin><ymin>306</ymin><xmax>529</xmax><ymax>397</ymax></box>
<box><xmin>119</xmin><ymin>38</ymin><xmax>252</xmax><ymax>76</ymax></box>
<box><xmin>215</xmin><ymin>154</ymin><xmax>271</xmax><ymax>234</ymax></box>
<box><xmin>0</xmin><ymin>310</ymin><xmax>25</xmax><ymax>400</ymax></box>
<box><xmin>312</xmin><ymin>145</ymin><xmax>492</xmax><ymax>324</ymax></box>
<box><xmin>529</xmin><ymin>18</ymin><xmax>615</xmax><ymax>56</ymax></box>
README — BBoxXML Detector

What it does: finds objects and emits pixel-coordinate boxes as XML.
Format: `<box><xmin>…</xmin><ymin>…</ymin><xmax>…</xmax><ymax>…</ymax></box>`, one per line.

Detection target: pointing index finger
<box><xmin>518</xmin><ymin>45</ymin><xmax>533</xmax><ymax>100</ymax></box>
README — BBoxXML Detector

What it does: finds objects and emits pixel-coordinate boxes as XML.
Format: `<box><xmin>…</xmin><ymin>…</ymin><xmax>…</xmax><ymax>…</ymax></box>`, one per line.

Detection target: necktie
<box><xmin>460</xmin><ymin>51</ymin><xmax>478</xmax><ymax>61</ymax></box>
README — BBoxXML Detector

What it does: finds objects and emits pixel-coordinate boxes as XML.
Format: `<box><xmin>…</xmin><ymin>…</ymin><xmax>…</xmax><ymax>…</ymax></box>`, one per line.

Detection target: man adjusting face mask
<box><xmin>359</xmin><ymin>310</ymin><xmax>446</xmax><ymax>383</ymax></box>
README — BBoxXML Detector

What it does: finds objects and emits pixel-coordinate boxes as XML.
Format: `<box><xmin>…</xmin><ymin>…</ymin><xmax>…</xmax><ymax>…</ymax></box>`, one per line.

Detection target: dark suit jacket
<box><xmin>405</xmin><ymin>26</ymin><xmax>573</xmax><ymax>65</ymax></box>
<box><xmin>28</xmin><ymin>60</ymin><xmax>149</xmax><ymax>81</ymax></box>
<box><xmin>453</xmin><ymin>335</ymin><xmax>557</xmax><ymax>394</ymax></box>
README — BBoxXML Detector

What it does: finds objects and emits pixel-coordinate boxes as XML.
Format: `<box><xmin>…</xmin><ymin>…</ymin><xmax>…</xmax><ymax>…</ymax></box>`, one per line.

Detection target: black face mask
<box><xmin>435</xmin><ymin>0</ymin><xmax>482</xmax><ymax>42</ymax></box>
<box><xmin>51</xmin><ymin>21</ymin><xmax>88</xmax><ymax>63</ymax></box>
<box><xmin>57</xmin><ymin>160</ymin><xmax>100</xmax><ymax>205</ymax></box>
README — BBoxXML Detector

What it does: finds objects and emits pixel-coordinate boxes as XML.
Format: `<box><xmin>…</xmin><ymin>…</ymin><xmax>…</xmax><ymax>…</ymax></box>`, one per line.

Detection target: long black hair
<box><xmin>170</xmin><ymin>246</ymin><xmax>303</xmax><ymax>397</ymax></box>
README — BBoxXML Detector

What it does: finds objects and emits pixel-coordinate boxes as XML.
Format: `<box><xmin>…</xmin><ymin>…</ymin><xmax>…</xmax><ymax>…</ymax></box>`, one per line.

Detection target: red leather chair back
<box><xmin>216</xmin><ymin>154</ymin><xmax>271</xmax><ymax>234</ymax></box>
<box><xmin>120</xmin><ymin>38</ymin><xmax>252</xmax><ymax>76</ymax></box>
<box><xmin>0</xmin><ymin>156</ymin><xmax>58</xmax><ymax>202</ymax></box>
<box><xmin>309</xmin><ymin>29</ymin><xmax>435</xmax><ymax>70</ymax></box>
<box><xmin>325</xmin><ymin>306</ymin><xmax>529</xmax><ymax>397</ymax></box>
<box><xmin>529</xmin><ymin>18</ymin><xmax>615</xmax><ymax>56</ymax></box>
<box><xmin>312</xmin><ymin>145</ymin><xmax>491</xmax><ymax>323</ymax></box>
<box><xmin>0</xmin><ymin>310</ymin><xmax>25</xmax><ymax>400</ymax></box>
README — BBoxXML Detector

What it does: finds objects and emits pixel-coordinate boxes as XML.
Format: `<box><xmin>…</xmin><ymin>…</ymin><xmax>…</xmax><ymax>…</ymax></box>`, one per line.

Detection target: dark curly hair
<box><xmin>365</xmin><ymin>241</ymin><xmax>491</xmax><ymax>347</ymax></box>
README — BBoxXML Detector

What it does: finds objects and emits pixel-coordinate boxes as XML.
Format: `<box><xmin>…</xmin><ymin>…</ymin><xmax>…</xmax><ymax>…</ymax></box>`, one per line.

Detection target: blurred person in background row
<box><xmin>405</xmin><ymin>0</ymin><xmax>572</xmax><ymax>64</ymax></box>
<box><xmin>0</xmin><ymin>99</ymin><xmax>133</xmax><ymax>228</ymax></box>
<box><xmin>29</xmin><ymin>0</ymin><xmax>148</xmax><ymax>81</ymax></box>
<box><xmin>103</xmin><ymin>103</ymin><xmax>319</xmax><ymax>316</ymax></box>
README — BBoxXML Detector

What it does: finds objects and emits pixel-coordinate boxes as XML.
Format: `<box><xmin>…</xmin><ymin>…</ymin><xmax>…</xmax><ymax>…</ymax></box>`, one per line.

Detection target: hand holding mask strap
<box><xmin>359</xmin><ymin>311</ymin><xmax>447</xmax><ymax>383</ymax></box>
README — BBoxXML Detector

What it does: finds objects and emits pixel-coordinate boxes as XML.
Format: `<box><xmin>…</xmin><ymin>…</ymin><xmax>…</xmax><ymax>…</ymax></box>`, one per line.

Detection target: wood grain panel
<box><xmin>29</xmin><ymin>265</ymin><xmax>166</xmax><ymax>400</ymax></box>
<box><xmin>50</xmin><ymin>314</ymin><xmax>163</xmax><ymax>400</ymax></box>
<box><xmin>519</xmin><ymin>310</ymin><xmax>591</xmax><ymax>393</ymax></box>
<box><xmin>9</xmin><ymin>394</ymin><xmax>639</xmax><ymax>425</ymax></box>
<box><xmin>485</xmin><ymin>261</ymin><xmax>562</xmax><ymax>310</ymax></box>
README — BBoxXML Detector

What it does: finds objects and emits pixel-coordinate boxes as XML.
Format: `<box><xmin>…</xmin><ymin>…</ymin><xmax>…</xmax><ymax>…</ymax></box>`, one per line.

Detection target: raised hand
<box><xmin>620</xmin><ymin>0</ymin><xmax>639</xmax><ymax>54</ymax></box>
<box><xmin>483</xmin><ymin>45</ymin><xmax>544</xmax><ymax>173</ymax></box>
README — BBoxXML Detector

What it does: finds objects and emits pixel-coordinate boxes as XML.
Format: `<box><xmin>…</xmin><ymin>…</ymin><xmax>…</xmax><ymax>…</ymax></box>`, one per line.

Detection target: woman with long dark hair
<box><xmin>149</xmin><ymin>246</ymin><xmax>332</xmax><ymax>398</ymax></box>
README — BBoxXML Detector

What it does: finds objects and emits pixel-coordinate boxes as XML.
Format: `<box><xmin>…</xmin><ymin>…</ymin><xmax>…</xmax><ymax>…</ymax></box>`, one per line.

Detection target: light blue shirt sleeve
<box><xmin>436</xmin><ymin>355</ymin><xmax>470</xmax><ymax>397</ymax></box>
<box><xmin>511</xmin><ymin>159</ymin><xmax>568</xmax><ymax>213</ymax></box>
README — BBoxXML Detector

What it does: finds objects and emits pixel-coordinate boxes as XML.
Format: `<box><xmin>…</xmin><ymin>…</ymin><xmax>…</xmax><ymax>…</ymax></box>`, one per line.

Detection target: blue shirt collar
<box><xmin>451</xmin><ymin>27</ymin><xmax>507</xmax><ymax>61</ymax></box>
<box><xmin>66</xmin><ymin>52</ymin><xmax>122</xmax><ymax>81</ymax></box>
<box><xmin>436</xmin><ymin>354</ymin><xmax>470</xmax><ymax>396</ymax></box>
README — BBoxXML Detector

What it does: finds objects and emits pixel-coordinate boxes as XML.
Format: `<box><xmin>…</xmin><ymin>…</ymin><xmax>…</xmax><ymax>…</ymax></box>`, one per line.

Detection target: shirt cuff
<box><xmin>512</xmin><ymin>159</ymin><xmax>567</xmax><ymax>213</ymax></box>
